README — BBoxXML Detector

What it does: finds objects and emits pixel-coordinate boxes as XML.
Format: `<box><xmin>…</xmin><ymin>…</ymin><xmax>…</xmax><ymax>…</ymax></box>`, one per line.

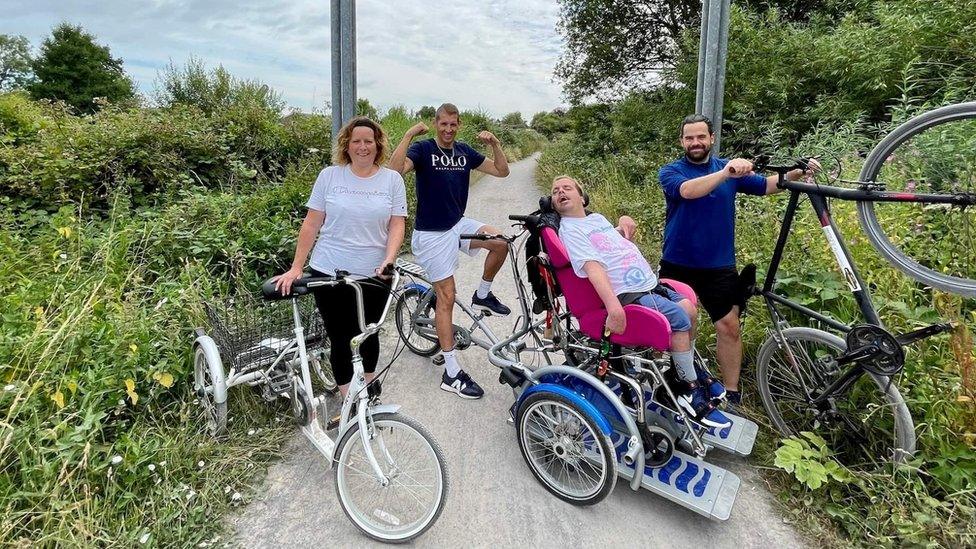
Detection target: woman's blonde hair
<box><xmin>332</xmin><ymin>116</ymin><xmax>389</xmax><ymax>166</ymax></box>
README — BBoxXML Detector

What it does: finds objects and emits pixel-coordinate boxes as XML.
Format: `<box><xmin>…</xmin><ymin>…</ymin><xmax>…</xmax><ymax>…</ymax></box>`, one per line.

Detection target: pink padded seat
<box><xmin>540</xmin><ymin>227</ymin><xmax>696</xmax><ymax>351</ymax></box>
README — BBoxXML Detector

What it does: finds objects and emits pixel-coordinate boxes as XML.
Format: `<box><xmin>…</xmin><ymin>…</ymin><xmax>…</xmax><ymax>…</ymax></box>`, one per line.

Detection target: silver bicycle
<box><xmin>193</xmin><ymin>267</ymin><xmax>448</xmax><ymax>543</ymax></box>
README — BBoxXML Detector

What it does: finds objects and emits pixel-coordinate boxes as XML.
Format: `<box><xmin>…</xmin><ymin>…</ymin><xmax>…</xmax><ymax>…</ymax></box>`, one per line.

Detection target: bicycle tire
<box><xmin>394</xmin><ymin>287</ymin><xmax>440</xmax><ymax>357</ymax></box>
<box><xmin>515</xmin><ymin>391</ymin><xmax>617</xmax><ymax>506</ymax></box>
<box><xmin>756</xmin><ymin>327</ymin><xmax>916</xmax><ymax>465</ymax></box>
<box><xmin>193</xmin><ymin>345</ymin><xmax>228</xmax><ymax>438</ymax></box>
<box><xmin>857</xmin><ymin>101</ymin><xmax>976</xmax><ymax>296</ymax></box>
<box><xmin>334</xmin><ymin>412</ymin><xmax>448</xmax><ymax>543</ymax></box>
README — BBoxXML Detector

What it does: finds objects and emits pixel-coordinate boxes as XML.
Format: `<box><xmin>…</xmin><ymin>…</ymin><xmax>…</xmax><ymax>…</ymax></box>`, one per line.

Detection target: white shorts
<box><xmin>411</xmin><ymin>217</ymin><xmax>486</xmax><ymax>282</ymax></box>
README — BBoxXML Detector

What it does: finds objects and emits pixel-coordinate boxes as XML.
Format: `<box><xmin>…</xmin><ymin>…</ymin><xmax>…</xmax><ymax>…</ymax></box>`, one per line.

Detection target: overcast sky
<box><xmin>2</xmin><ymin>0</ymin><xmax>567</xmax><ymax>117</ymax></box>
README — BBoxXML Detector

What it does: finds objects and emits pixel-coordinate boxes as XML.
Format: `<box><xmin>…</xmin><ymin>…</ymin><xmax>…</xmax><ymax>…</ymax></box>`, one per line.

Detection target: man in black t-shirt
<box><xmin>390</xmin><ymin>103</ymin><xmax>510</xmax><ymax>399</ymax></box>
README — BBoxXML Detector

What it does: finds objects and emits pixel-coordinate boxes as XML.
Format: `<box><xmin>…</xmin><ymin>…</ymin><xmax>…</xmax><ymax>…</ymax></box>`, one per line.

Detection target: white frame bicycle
<box><xmin>193</xmin><ymin>267</ymin><xmax>448</xmax><ymax>543</ymax></box>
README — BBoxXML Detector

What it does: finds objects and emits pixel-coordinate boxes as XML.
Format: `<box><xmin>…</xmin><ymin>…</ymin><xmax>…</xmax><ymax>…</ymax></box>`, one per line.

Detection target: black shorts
<box><xmin>658</xmin><ymin>260</ymin><xmax>743</xmax><ymax>323</ymax></box>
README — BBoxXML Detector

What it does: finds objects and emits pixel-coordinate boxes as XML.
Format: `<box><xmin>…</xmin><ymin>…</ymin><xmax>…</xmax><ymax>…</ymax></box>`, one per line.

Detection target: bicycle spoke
<box><xmin>863</xmin><ymin>112</ymin><xmax>976</xmax><ymax>289</ymax></box>
<box><xmin>760</xmin><ymin>329</ymin><xmax>912</xmax><ymax>469</ymax></box>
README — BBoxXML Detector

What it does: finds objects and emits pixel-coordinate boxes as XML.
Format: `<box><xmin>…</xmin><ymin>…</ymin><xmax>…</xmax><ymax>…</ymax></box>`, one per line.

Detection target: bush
<box><xmin>0</xmin><ymin>88</ymin><xmax>548</xmax><ymax>544</ymax></box>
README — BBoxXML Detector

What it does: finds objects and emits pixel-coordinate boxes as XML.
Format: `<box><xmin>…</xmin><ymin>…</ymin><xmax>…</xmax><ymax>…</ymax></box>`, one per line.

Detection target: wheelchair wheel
<box><xmin>515</xmin><ymin>392</ymin><xmax>616</xmax><ymax>506</ymax></box>
<box><xmin>394</xmin><ymin>287</ymin><xmax>440</xmax><ymax>357</ymax></box>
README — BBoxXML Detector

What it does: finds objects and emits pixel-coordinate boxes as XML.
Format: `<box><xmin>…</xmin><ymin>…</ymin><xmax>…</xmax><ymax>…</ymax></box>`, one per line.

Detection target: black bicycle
<box><xmin>751</xmin><ymin>101</ymin><xmax>976</xmax><ymax>466</ymax></box>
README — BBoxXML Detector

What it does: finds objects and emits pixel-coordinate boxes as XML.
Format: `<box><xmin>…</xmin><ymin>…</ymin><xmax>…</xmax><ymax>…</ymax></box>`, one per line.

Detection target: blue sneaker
<box><xmin>697</xmin><ymin>369</ymin><xmax>727</xmax><ymax>401</ymax></box>
<box><xmin>440</xmin><ymin>370</ymin><xmax>484</xmax><ymax>399</ymax></box>
<box><xmin>472</xmin><ymin>291</ymin><xmax>511</xmax><ymax>316</ymax></box>
<box><xmin>678</xmin><ymin>384</ymin><xmax>732</xmax><ymax>429</ymax></box>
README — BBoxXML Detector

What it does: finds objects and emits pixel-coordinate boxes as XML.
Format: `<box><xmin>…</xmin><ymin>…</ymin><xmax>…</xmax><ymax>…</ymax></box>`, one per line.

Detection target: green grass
<box><xmin>0</xmin><ymin>99</ymin><xmax>545</xmax><ymax>546</ymax></box>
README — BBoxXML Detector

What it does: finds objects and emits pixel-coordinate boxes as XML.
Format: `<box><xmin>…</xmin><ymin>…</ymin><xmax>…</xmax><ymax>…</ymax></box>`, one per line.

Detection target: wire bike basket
<box><xmin>203</xmin><ymin>292</ymin><xmax>326</xmax><ymax>373</ymax></box>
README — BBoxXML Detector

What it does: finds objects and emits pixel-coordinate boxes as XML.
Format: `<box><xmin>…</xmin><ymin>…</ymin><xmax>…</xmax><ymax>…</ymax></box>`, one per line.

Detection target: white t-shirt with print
<box><xmin>306</xmin><ymin>165</ymin><xmax>408</xmax><ymax>277</ymax></box>
<box><xmin>559</xmin><ymin>213</ymin><xmax>657</xmax><ymax>295</ymax></box>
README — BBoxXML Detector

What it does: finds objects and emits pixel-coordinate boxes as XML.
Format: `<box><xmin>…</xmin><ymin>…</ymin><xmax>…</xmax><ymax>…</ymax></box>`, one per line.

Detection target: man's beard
<box><xmin>685</xmin><ymin>145</ymin><xmax>710</xmax><ymax>162</ymax></box>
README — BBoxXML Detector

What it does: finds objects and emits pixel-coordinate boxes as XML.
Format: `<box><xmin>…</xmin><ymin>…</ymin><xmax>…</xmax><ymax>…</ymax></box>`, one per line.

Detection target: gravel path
<box><xmin>228</xmin><ymin>152</ymin><xmax>805</xmax><ymax>548</ymax></box>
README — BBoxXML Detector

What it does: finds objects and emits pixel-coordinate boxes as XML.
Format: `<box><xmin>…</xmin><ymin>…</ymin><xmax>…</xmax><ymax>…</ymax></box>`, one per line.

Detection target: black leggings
<box><xmin>310</xmin><ymin>270</ymin><xmax>391</xmax><ymax>386</ymax></box>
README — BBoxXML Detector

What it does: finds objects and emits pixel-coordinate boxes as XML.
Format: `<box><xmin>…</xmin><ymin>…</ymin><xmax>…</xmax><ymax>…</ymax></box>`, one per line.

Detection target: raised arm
<box><xmin>389</xmin><ymin>122</ymin><xmax>427</xmax><ymax>175</ymax></box>
<box><xmin>677</xmin><ymin>158</ymin><xmax>755</xmax><ymax>199</ymax></box>
<box><xmin>474</xmin><ymin>131</ymin><xmax>510</xmax><ymax>177</ymax></box>
<box><xmin>582</xmin><ymin>261</ymin><xmax>626</xmax><ymax>334</ymax></box>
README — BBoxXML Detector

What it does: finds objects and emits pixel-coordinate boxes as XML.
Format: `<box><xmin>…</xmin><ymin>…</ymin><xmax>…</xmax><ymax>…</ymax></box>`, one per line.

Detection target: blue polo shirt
<box><xmin>407</xmin><ymin>139</ymin><xmax>486</xmax><ymax>231</ymax></box>
<box><xmin>657</xmin><ymin>156</ymin><xmax>767</xmax><ymax>269</ymax></box>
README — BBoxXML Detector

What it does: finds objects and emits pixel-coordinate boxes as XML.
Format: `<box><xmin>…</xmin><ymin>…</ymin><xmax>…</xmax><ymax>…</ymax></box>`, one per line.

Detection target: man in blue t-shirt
<box><xmin>390</xmin><ymin>103</ymin><xmax>511</xmax><ymax>400</ymax></box>
<box><xmin>657</xmin><ymin>114</ymin><xmax>818</xmax><ymax>407</ymax></box>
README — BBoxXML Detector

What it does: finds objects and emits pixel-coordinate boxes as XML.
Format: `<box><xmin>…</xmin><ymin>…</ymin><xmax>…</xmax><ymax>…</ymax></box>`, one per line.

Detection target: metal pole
<box><xmin>695</xmin><ymin>0</ymin><xmax>731</xmax><ymax>155</ymax></box>
<box><xmin>330</xmin><ymin>0</ymin><xmax>342</xmax><ymax>143</ymax></box>
<box><xmin>713</xmin><ymin>0</ymin><xmax>730</xmax><ymax>153</ymax></box>
<box><xmin>339</xmin><ymin>0</ymin><xmax>357</xmax><ymax>125</ymax></box>
<box><xmin>695</xmin><ymin>0</ymin><xmax>710</xmax><ymax>114</ymax></box>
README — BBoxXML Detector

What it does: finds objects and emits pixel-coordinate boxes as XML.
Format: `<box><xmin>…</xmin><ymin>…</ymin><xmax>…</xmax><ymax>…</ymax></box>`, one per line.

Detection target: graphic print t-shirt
<box><xmin>306</xmin><ymin>165</ymin><xmax>408</xmax><ymax>277</ymax></box>
<box><xmin>559</xmin><ymin>213</ymin><xmax>657</xmax><ymax>295</ymax></box>
<box><xmin>406</xmin><ymin>138</ymin><xmax>486</xmax><ymax>231</ymax></box>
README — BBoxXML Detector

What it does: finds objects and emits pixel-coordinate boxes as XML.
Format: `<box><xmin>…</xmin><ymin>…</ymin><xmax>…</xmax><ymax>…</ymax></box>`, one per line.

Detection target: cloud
<box><xmin>1</xmin><ymin>0</ymin><xmax>567</xmax><ymax>116</ymax></box>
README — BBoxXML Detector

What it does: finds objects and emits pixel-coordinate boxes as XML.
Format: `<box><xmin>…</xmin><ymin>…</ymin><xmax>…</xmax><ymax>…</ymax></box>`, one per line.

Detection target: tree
<box><xmin>29</xmin><ymin>23</ymin><xmax>134</xmax><ymax>112</ymax></box>
<box><xmin>415</xmin><ymin>105</ymin><xmax>436</xmax><ymax>120</ymax></box>
<box><xmin>356</xmin><ymin>97</ymin><xmax>378</xmax><ymax>120</ymax></box>
<box><xmin>554</xmin><ymin>0</ymin><xmax>860</xmax><ymax>102</ymax></box>
<box><xmin>155</xmin><ymin>57</ymin><xmax>284</xmax><ymax>115</ymax></box>
<box><xmin>501</xmin><ymin>111</ymin><xmax>528</xmax><ymax>128</ymax></box>
<box><xmin>0</xmin><ymin>35</ymin><xmax>33</xmax><ymax>91</ymax></box>
<box><xmin>530</xmin><ymin>109</ymin><xmax>570</xmax><ymax>138</ymax></box>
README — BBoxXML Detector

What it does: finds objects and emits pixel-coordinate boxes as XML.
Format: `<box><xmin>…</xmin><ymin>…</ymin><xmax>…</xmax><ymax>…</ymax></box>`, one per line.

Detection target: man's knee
<box><xmin>490</xmin><ymin>239</ymin><xmax>508</xmax><ymax>254</ymax></box>
<box><xmin>714</xmin><ymin>313</ymin><xmax>740</xmax><ymax>339</ymax></box>
<box><xmin>433</xmin><ymin>280</ymin><xmax>455</xmax><ymax>306</ymax></box>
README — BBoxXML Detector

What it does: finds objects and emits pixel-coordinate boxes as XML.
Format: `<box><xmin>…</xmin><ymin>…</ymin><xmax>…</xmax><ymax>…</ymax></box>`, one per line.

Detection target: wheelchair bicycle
<box><xmin>392</xmin><ymin>208</ymin><xmax>757</xmax><ymax>519</ymax></box>
<box><xmin>482</xmin><ymin>213</ymin><xmax>758</xmax><ymax>520</ymax></box>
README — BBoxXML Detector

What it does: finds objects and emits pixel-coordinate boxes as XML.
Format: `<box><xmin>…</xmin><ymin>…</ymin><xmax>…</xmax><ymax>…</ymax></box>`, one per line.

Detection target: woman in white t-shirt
<box><xmin>275</xmin><ymin>117</ymin><xmax>408</xmax><ymax>396</ymax></box>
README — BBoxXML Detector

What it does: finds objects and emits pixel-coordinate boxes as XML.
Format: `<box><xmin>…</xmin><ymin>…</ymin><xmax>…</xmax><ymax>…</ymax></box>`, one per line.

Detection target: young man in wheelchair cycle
<box><xmin>548</xmin><ymin>175</ymin><xmax>731</xmax><ymax>429</ymax></box>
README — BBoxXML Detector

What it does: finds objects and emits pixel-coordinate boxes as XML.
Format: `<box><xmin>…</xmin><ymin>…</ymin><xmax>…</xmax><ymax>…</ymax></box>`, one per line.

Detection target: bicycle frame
<box><xmin>282</xmin><ymin>271</ymin><xmax>405</xmax><ymax>484</ymax></box>
<box><xmin>400</xmin><ymin>230</ymin><xmax>555</xmax><ymax>364</ymax></box>
<box><xmin>759</xmin><ymin>173</ymin><xmax>957</xmax><ymax>405</ymax></box>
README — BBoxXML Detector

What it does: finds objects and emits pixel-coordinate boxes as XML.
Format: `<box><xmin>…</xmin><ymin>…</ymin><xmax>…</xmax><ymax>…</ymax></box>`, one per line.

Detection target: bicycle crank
<box><xmin>843</xmin><ymin>324</ymin><xmax>905</xmax><ymax>376</ymax></box>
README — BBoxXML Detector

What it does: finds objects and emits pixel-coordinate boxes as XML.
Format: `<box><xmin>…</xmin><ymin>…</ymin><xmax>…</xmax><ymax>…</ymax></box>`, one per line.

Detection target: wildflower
<box><xmin>197</xmin><ymin>460</ymin><xmax>204</xmax><ymax>468</ymax></box>
<box><xmin>111</xmin><ymin>455</ymin><xmax>123</xmax><ymax>465</ymax></box>
<box><xmin>139</xmin><ymin>533</ymin><xmax>151</xmax><ymax>544</ymax></box>
<box><xmin>3</xmin><ymin>384</ymin><xmax>14</xmax><ymax>391</ymax></box>
<box><xmin>232</xmin><ymin>492</ymin><xmax>242</xmax><ymax>502</ymax></box>
<box><xmin>148</xmin><ymin>464</ymin><xmax>156</xmax><ymax>472</ymax></box>
<box><xmin>187</xmin><ymin>489</ymin><xmax>197</xmax><ymax>501</ymax></box>
<box><xmin>247</xmin><ymin>428</ymin><xmax>255</xmax><ymax>436</ymax></box>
